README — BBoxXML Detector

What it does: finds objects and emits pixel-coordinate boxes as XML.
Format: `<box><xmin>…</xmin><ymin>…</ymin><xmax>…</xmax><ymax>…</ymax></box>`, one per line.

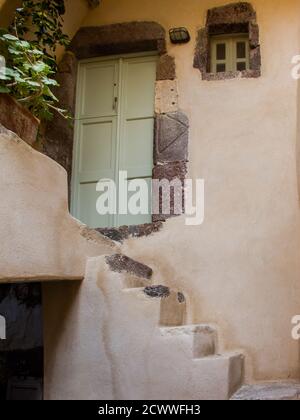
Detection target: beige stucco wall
<box><xmin>0</xmin><ymin>124</ymin><xmax>117</xmax><ymax>282</ymax></box>
<box><xmin>0</xmin><ymin>0</ymin><xmax>21</xmax><ymax>27</ymax></box>
<box><xmin>43</xmin><ymin>257</ymin><xmax>243</xmax><ymax>400</ymax></box>
<box><xmin>79</xmin><ymin>0</ymin><xmax>300</xmax><ymax>382</ymax></box>
<box><xmin>56</xmin><ymin>0</ymin><xmax>91</xmax><ymax>59</ymax></box>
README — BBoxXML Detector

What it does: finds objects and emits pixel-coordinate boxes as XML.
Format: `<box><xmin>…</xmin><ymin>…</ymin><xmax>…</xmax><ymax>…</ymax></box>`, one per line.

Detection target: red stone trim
<box><xmin>106</xmin><ymin>254</ymin><xmax>153</xmax><ymax>280</ymax></box>
<box><xmin>194</xmin><ymin>2</ymin><xmax>261</xmax><ymax>80</ymax></box>
<box><xmin>69</xmin><ymin>22</ymin><xmax>167</xmax><ymax>60</ymax></box>
<box><xmin>0</xmin><ymin>94</ymin><xmax>39</xmax><ymax>146</ymax></box>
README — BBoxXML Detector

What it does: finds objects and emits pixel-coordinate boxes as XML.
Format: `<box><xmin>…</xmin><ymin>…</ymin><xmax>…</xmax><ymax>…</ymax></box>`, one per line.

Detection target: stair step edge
<box><xmin>231</xmin><ymin>381</ymin><xmax>300</xmax><ymax>400</ymax></box>
<box><xmin>160</xmin><ymin>324</ymin><xmax>217</xmax><ymax>335</ymax></box>
<box><xmin>193</xmin><ymin>351</ymin><xmax>245</xmax><ymax>362</ymax></box>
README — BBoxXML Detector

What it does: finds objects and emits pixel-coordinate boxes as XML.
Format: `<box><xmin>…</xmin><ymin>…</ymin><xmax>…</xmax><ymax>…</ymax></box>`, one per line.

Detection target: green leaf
<box><xmin>43</xmin><ymin>85</ymin><xmax>58</xmax><ymax>101</ymax></box>
<box><xmin>16</xmin><ymin>40</ymin><xmax>31</xmax><ymax>49</ymax></box>
<box><xmin>2</xmin><ymin>67</ymin><xmax>16</xmax><ymax>78</ymax></box>
<box><xmin>0</xmin><ymin>85</ymin><xmax>10</xmax><ymax>93</ymax></box>
<box><xmin>2</xmin><ymin>34</ymin><xmax>19</xmax><ymax>41</ymax></box>
<box><xmin>31</xmin><ymin>49</ymin><xmax>44</xmax><ymax>56</ymax></box>
<box><xmin>0</xmin><ymin>75</ymin><xmax>12</xmax><ymax>81</ymax></box>
<box><xmin>42</xmin><ymin>77</ymin><xmax>57</xmax><ymax>86</ymax></box>
<box><xmin>8</xmin><ymin>47</ymin><xmax>22</xmax><ymax>55</ymax></box>
<box><xmin>22</xmin><ymin>63</ymin><xmax>32</xmax><ymax>72</ymax></box>
<box><xmin>32</xmin><ymin>61</ymin><xmax>49</xmax><ymax>73</ymax></box>
<box><xmin>14</xmin><ymin>75</ymin><xmax>26</xmax><ymax>83</ymax></box>
<box><xmin>27</xmin><ymin>80</ymin><xmax>41</xmax><ymax>87</ymax></box>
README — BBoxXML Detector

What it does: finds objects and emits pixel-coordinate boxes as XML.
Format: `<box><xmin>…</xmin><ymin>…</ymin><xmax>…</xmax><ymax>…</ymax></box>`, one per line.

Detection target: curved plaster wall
<box><xmin>0</xmin><ymin>124</ymin><xmax>117</xmax><ymax>282</ymax></box>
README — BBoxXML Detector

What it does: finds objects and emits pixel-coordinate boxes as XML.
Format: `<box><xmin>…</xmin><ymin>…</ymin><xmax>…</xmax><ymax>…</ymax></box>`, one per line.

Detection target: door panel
<box><xmin>79</xmin><ymin>61</ymin><xmax>118</xmax><ymax>119</ymax></box>
<box><xmin>73</xmin><ymin>116</ymin><xmax>118</xmax><ymax>226</ymax></box>
<box><xmin>79</xmin><ymin>119</ymin><xmax>115</xmax><ymax>174</ymax></box>
<box><xmin>124</xmin><ymin>59</ymin><xmax>157</xmax><ymax>119</ymax></box>
<box><xmin>79</xmin><ymin>182</ymin><xmax>113</xmax><ymax>229</ymax></box>
<box><xmin>119</xmin><ymin>56</ymin><xmax>156</xmax><ymax>219</ymax></box>
<box><xmin>76</xmin><ymin>117</ymin><xmax>117</xmax><ymax>186</ymax></box>
<box><xmin>118</xmin><ymin>177</ymin><xmax>153</xmax><ymax>227</ymax></box>
<box><xmin>120</xmin><ymin>118</ymin><xmax>154</xmax><ymax>179</ymax></box>
<box><xmin>72</xmin><ymin>54</ymin><xmax>157</xmax><ymax>228</ymax></box>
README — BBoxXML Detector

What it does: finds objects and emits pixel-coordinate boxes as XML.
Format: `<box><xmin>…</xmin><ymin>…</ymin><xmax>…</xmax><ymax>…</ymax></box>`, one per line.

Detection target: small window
<box><xmin>211</xmin><ymin>34</ymin><xmax>250</xmax><ymax>73</ymax></box>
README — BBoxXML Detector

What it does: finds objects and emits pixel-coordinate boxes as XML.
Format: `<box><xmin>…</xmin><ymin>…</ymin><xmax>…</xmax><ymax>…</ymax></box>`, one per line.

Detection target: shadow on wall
<box><xmin>0</xmin><ymin>283</ymin><xmax>43</xmax><ymax>400</ymax></box>
<box><xmin>293</xmin><ymin>43</ymin><xmax>300</xmax><ymax>377</ymax></box>
<box><xmin>42</xmin><ymin>280</ymin><xmax>82</xmax><ymax>398</ymax></box>
<box><xmin>297</xmin><ymin>71</ymin><xmax>300</xmax><ymax>206</ymax></box>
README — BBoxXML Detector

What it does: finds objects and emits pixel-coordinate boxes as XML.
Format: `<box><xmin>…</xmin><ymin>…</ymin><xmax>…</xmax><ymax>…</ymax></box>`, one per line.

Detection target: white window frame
<box><xmin>211</xmin><ymin>34</ymin><xmax>250</xmax><ymax>73</ymax></box>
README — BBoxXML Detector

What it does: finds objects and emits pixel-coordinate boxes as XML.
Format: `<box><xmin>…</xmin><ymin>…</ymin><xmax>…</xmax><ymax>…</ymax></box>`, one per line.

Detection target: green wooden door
<box><xmin>72</xmin><ymin>54</ymin><xmax>157</xmax><ymax>228</ymax></box>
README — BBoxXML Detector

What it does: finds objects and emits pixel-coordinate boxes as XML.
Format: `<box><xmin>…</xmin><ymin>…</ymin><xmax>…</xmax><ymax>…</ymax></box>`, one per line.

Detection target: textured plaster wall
<box><xmin>79</xmin><ymin>0</ymin><xmax>300</xmax><ymax>381</ymax></box>
<box><xmin>43</xmin><ymin>257</ymin><xmax>243</xmax><ymax>400</ymax></box>
<box><xmin>0</xmin><ymin>0</ymin><xmax>21</xmax><ymax>27</ymax></box>
<box><xmin>0</xmin><ymin>124</ymin><xmax>117</xmax><ymax>282</ymax></box>
<box><xmin>56</xmin><ymin>0</ymin><xmax>91</xmax><ymax>59</ymax></box>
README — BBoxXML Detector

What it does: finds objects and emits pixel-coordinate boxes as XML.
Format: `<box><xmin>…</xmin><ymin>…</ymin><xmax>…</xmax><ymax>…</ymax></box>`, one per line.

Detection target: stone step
<box><xmin>106</xmin><ymin>254</ymin><xmax>153</xmax><ymax>288</ymax></box>
<box><xmin>106</xmin><ymin>254</ymin><xmax>153</xmax><ymax>280</ymax></box>
<box><xmin>122</xmin><ymin>274</ymin><xmax>151</xmax><ymax>288</ymax></box>
<box><xmin>122</xmin><ymin>286</ymin><xmax>187</xmax><ymax>327</ymax></box>
<box><xmin>144</xmin><ymin>285</ymin><xmax>187</xmax><ymax>327</ymax></box>
<box><xmin>191</xmin><ymin>352</ymin><xmax>245</xmax><ymax>400</ymax></box>
<box><xmin>160</xmin><ymin>324</ymin><xmax>217</xmax><ymax>358</ymax></box>
<box><xmin>231</xmin><ymin>382</ymin><xmax>300</xmax><ymax>400</ymax></box>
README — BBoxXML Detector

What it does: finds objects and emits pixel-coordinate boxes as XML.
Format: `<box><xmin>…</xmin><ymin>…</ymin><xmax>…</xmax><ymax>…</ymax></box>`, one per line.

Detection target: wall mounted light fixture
<box><xmin>87</xmin><ymin>0</ymin><xmax>100</xmax><ymax>8</ymax></box>
<box><xmin>169</xmin><ymin>27</ymin><xmax>190</xmax><ymax>44</ymax></box>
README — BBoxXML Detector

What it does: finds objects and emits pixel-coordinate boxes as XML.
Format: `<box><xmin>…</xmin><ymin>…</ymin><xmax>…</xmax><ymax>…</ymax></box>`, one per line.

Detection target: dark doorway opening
<box><xmin>0</xmin><ymin>283</ymin><xmax>43</xmax><ymax>400</ymax></box>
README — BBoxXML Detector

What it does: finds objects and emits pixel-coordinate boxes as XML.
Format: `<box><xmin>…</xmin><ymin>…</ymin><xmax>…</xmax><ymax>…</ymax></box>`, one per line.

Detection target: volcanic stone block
<box><xmin>250</xmin><ymin>47</ymin><xmax>261</xmax><ymax>71</ymax></box>
<box><xmin>106</xmin><ymin>254</ymin><xmax>153</xmax><ymax>280</ymax></box>
<box><xmin>156</xmin><ymin>54</ymin><xmax>176</xmax><ymax>80</ymax></box>
<box><xmin>155</xmin><ymin>80</ymin><xmax>179</xmax><ymax>114</ymax></box>
<box><xmin>70</xmin><ymin>22</ymin><xmax>167</xmax><ymax>59</ymax></box>
<box><xmin>206</xmin><ymin>2</ymin><xmax>256</xmax><ymax>26</ymax></box>
<box><xmin>193</xmin><ymin>28</ymin><xmax>209</xmax><ymax>73</ymax></box>
<box><xmin>97</xmin><ymin>222</ymin><xmax>163</xmax><ymax>242</ymax></box>
<box><xmin>152</xmin><ymin>161</ymin><xmax>187</xmax><ymax>222</ymax></box>
<box><xmin>153</xmin><ymin>161</ymin><xmax>187</xmax><ymax>181</ymax></box>
<box><xmin>249</xmin><ymin>23</ymin><xmax>260</xmax><ymax>48</ymax></box>
<box><xmin>144</xmin><ymin>286</ymin><xmax>170</xmax><ymax>299</ymax></box>
<box><xmin>154</xmin><ymin>112</ymin><xmax>189</xmax><ymax>164</ymax></box>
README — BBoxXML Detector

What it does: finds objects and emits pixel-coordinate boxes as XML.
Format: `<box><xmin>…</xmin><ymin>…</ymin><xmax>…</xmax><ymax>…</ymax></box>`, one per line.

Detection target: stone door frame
<box><xmin>44</xmin><ymin>21</ymin><xmax>189</xmax><ymax>238</ymax></box>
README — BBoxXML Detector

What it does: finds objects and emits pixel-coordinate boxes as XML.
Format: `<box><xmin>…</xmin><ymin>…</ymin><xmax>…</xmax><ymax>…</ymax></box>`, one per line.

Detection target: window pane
<box><xmin>216</xmin><ymin>43</ymin><xmax>226</xmax><ymax>60</ymax></box>
<box><xmin>216</xmin><ymin>63</ymin><xmax>226</xmax><ymax>73</ymax></box>
<box><xmin>237</xmin><ymin>62</ymin><xmax>246</xmax><ymax>71</ymax></box>
<box><xmin>237</xmin><ymin>42</ymin><xmax>246</xmax><ymax>59</ymax></box>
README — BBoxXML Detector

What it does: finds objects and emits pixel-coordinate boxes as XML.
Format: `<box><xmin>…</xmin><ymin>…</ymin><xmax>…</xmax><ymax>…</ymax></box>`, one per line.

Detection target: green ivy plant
<box><xmin>12</xmin><ymin>0</ymin><xmax>70</xmax><ymax>71</ymax></box>
<box><xmin>0</xmin><ymin>32</ymin><xmax>68</xmax><ymax>120</ymax></box>
<box><xmin>0</xmin><ymin>0</ymin><xmax>70</xmax><ymax>121</ymax></box>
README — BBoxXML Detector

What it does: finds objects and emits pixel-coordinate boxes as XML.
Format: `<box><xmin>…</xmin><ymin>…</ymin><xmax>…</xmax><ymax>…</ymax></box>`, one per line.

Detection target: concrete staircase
<box><xmin>45</xmin><ymin>251</ymin><xmax>300</xmax><ymax>401</ymax></box>
<box><xmin>231</xmin><ymin>382</ymin><xmax>300</xmax><ymax>400</ymax></box>
<box><xmin>102</xmin><ymin>253</ymin><xmax>245</xmax><ymax>400</ymax></box>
